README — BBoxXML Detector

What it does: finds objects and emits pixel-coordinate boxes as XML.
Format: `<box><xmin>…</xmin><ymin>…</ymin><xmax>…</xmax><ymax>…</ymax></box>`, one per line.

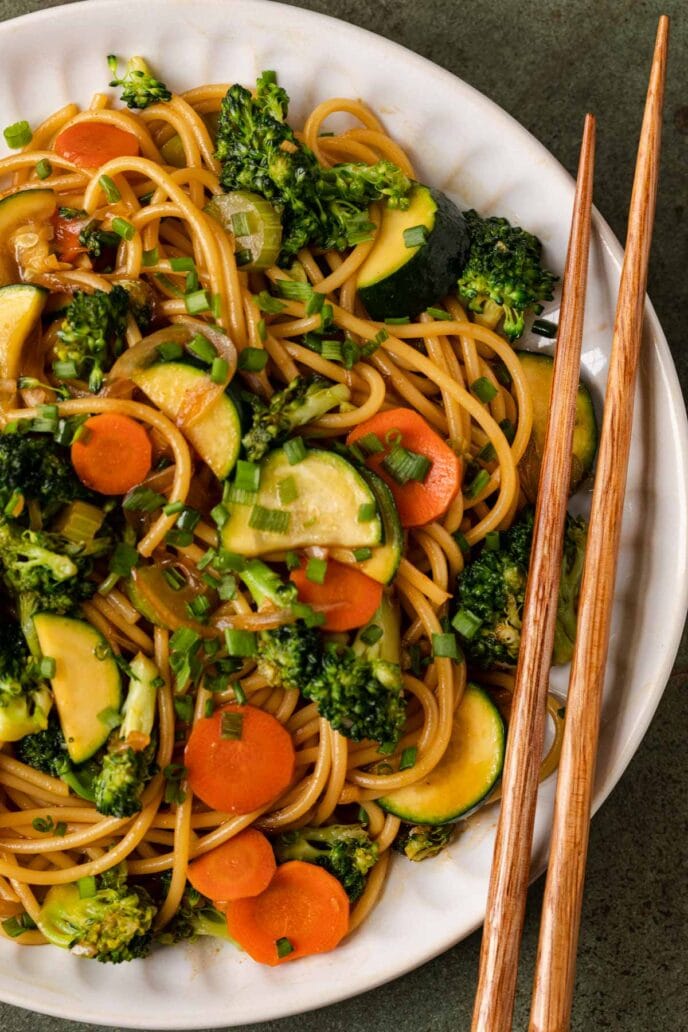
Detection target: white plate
<box><xmin>0</xmin><ymin>0</ymin><xmax>686</xmax><ymax>1026</ymax></box>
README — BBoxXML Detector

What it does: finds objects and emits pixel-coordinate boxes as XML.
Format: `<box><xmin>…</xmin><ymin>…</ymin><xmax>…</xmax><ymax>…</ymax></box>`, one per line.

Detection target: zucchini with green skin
<box><xmin>378</xmin><ymin>683</ymin><xmax>504</xmax><ymax>823</ymax></box>
<box><xmin>517</xmin><ymin>351</ymin><xmax>598</xmax><ymax>501</ymax></box>
<box><xmin>205</xmin><ymin>191</ymin><xmax>282</xmax><ymax>271</ymax></box>
<box><xmin>131</xmin><ymin>361</ymin><xmax>241</xmax><ymax>479</ymax></box>
<box><xmin>221</xmin><ymin>448</ymin><xmax>382</xmax><ymax>556</ymax></box>
<box><xmin>0</xmin><ymin>284</ymin><xmax>48</xmax><ymax>380</ymax></box>
<box><xmin>357</xmin><ymin>184</ymin><xmax>469</xmax><ymax>320</ymax></box>
<box><xmin>0</xmin><ymin>188</ymin><xmax>57</xmax><ymax>286</ymax></box>
<box><xmin>33</xmin><ymin>614</ymin><xmax>122</xmax><ymax>764</ymax></box>
<box><xmin>333</xmin><ymin>468</ymin><xmax>403</xmax><ymax>585</ymax></box>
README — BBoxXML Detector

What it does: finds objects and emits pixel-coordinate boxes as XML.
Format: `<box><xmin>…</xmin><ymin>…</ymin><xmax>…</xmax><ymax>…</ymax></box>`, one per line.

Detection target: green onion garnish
<box><xmin>99</xmin><ymin>174</ymin><xmax>121</xmax><ymax>203</ymax></box>
<box><xmin>38</xmin><ymin>657</ymin><xmax>56</xmax><ymax>678</ymax></box>
<box><xmin>176</xmin><ymin>507</ymin><xmax>200</xmax><ymax>533</ymax></box>
<box><xmin>274</xmin><ymin>279</ymin><xmax>313</xmax><ymax>302</ymax></box>
<box><xmin>382</xmin><ymin>444</ymin><xmax>432</xmax><ymax>485</ymax></box>
<box><xmin>254</xmin><ymin>290</ymin><xmax>286</xmax><ymax>314</ymax></box>
<box><xmin>185</xmin><ymin>270</ymin><xmax>199</xmax><ymax>294</ymax></box>
<box><xmin>234</xmin><ymin>248</ymin><xmax>252</xmax><ymax>266</ymax></box>
<box><xmin>277</xmin><ymin>476</ymin><xmax>298</xmax><ymax>505</ymax></box>
<box><xmin>360</xmin><ymin>623</ymin><xmax>383</xmax><ymax>645</ymax></box>
<box><xmin>306</xmin><ymin>291</ymin><xmax>324</xmax><ymax>316</ymax></box>
<box><xmin>142</xmin><ymin>246</ymin><xmax>159</xmax><ymax>267</ymax></box>
<box><xmin>185</xmin><ymin>289</ymin><xmax>211</xmax><ymax>315</ymax></box>
<box><xmin>285</xmin><ymin>551</ymin><xmax>300</xmax><ymax>571</ymax></box>
<box><xmin>163</xmin><ymin>500</ymin><xmax>184</xmax><ymax>516</ymax></box>
<box><xmin>485</xmin><ymin>531</ymin><xmax>500</xmax><ymax>551</ymax></box>
<box><xmin>452</xmin><ymin>609</ymin><xmax>483</xmax><ymax>640</ymax></box>
<box><xmin>230</xmin><ymin>211</ymin><xmax>251</xmax><ymax>237</ymax></box>
<box><xmin>218</xmin><ymin>575</ymin><xmax>237</xmax><ymax>601</ymax></box>
<box><xmin>166</xmin><ymin>528</ymin><xmax>193</xmax><ymax>548</ymax></box>
<box><xmin>494</xmin><ymin>360</ymin><xmax>512</xmax><ymax>387</ymax></box>
<box><xmin>157</xmin><ymin>340</ymin><xmax>184</xmax><ymax>362</ymax></box>
<box><xmin>186</xmin><ymin>333</ymin><xmax>216</xmax><ymax>364</ymax></box>
<box><xmin>186</xmin><ymin>596</ymin><xmax>211</xmax><ymax>620</ymax></box>
<box><xmin>3</xmin><ymin>120</ymin><xmax>32</xmax><ymax>148</ymax></box>
<box><xmin>220</xmin><ymin>710</ymin><xmax>244</xmax><ymax>740</ymax></box>
<box><xmin>276</xmin><ymin>936</ymin><xmax>294</xmax><ymax>959</ymax></box>
<box><xmin>248</xmin><ymin>505</ymin><xmax>290</xmax><ymax>534</ymax></box>
<box><xmin>467</xmin><ymin>468</ymin><xmax>490</xmax><ymax>499</ymax></box>
<box><xmin>353</xmin><ymin>547</ymin><xmax>372</xmax><ymax>562</ymax></box>
<box><xmin>52</xmin><ymin>359</ymin><xmax>79</xmax><ymax>380</ymax></box>
<box><xmin>174</xmin><ymin>695</ymin><xmax>194</xmax><ymax>723</ymax></box>
<box><xmin>399</xmin><ymin>746</ymin><xmax>417</xmax><ymax>770</ymax></box>
<box><xmin>211</xmin><ymin>357</ymin><xmax>228</xmax><ymax>384</ymax></box>
<box><xmin>531</xmin><ymin>318</ymin><xmax>558</xmax><ymax>338</ymax></box>
<box><xmin>403</xmin><ymin>224</ymin><xmax>428</xmax><ymax>248</ymax></box>
<box><xmin>2</xmin><ymin>914</ymin><xmax>37</xmax><ymax>938</ymax></box>
<box><xmin>123</xmin><ymin>486</ymin><xmax>165</xmax><ymax>512</ymax></box>
<box><xmin>384</xmin><ymin>316</ymin><xmax>410</xmax><ymax>325</ymax></box>
<box><xmin>357</xmin><ymin>502</ymin><xmax>377</xmax><ymax>522</ymax></box>
<box><xmin>284</xmin><ymin>437</ymin><xmax>306</xmax><ymax>465</ymax></box>
<box><xmin>109</xmin><ymin>542</ymin><xmax>139</xmax><ymax>577</ymax></box>
<box><xmin>210</xmin><ymin>503</ymin><xmax>230</xmax><ymax>528</ymax></box>
<box><xmin>471</xmin><ymin>376</ymin><xmax>498</xmax><ymax>404</ymax></box>
<box><xmin>35</xmin><ymin>158</ymin><xmax>52</xmax><ymax>180</ymax></box>
<box><xmin>170</xmin><ymin>256</ymin><xmax>195</xmax><ymax>273</ymax></box>
<box><xmin>425</xmin><ymin>306</ymin><xmax>453</xmax><ymax>321</ymax></box>
<box><xmin>238</xmin><ymin>347</ymin><xmax>268</xmax><ymax>372</ymax></box>
<box><xmin>499</xmin><ymin>418</ymin><xmax>516</xmax><ymax>444</ymax></box>
<box><xmin>257</xmin><ymin>319</ymin><xmax>267</xmax><ymax>342</ymax></box>
<box><xmin>305</xmin><ymin>557</ymin><xmax>327</xmax><ymax>584</ymax></box>
<box><xmin>359</xmin><ymin>432</ymin><xmax>384</xmax><ymax>455</ymax></box>
<box><xmin>432</xmin><ymin>633</ymin><xmax>461</xmax><ymax>659</ymax></box>
<box><xmin>224</xmin><ymin>629</ymin><xmax>257</xmax><ymax>658</ymax></box>
<box><xmin>163</xmin><ymin>567</ymin><xmax>185</xmax><ymax>591</ymax></box>
<box><xmin>235</xmin><ymin>460</ymin><xmax>261</xmax><ymax>493</ymax></box>
<box><xmin>321</xmin><ymin>340</ymin><xmax>343</xmax><ymax>362</ymax></box>
<box><xmin>477</xmin><ymin>442</ymin><xmax>496</xmax><ymax>463</ymax></box>
<box><xmin>111</xmin><ymin>217</ymin><xmax>135</xmax><ymax>241</ymax></box>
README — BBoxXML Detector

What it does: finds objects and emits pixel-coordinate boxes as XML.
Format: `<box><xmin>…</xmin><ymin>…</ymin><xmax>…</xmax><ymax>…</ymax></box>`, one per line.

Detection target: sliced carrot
<box><xmin>225</xmin><ymin>860</ymin><xmax>350</xmax><ymax>965</ymax></box>
<box><xmin>185</xmin><ymin>704</ymin><xmax>295</xmax><ymax>815</ymax></box>
<box><xmin>290</xmin><ymin>558</ymin><xmax>383</xmax><ymax>632</ymax></box>
<box><xmin>71</xmin><ymin>413</ymin><xmax>152</xmax><ymax>495</ymax></box>
<box><xmin>347</xmin><ymin>408</ymin><xmax>461</xmax><ymax>528</ymax></box>
<box><xmin>51</xmin><ymin>210</ymin><xmax>87</xmax><ymax>262</ymax></box>
<box><xmin>54</xmin><ymin>122</ymin><xmax>140</xmax><ymax>170</ymax></box>
<box><xmin>188</xmin><ymin>829</ymin><xmax>276</xmax><ymax>902</ymax></box>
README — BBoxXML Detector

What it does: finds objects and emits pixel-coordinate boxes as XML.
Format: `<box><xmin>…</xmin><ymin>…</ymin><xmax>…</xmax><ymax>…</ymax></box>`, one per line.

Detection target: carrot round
<box><xmin>71</xmin><ymin>413</ymin><xmax>152</xmax><ymax>495</ymax></box>
<box><xmin>225</xmin><ymin>860</ymin><xmax>350</xmax><ymax>965</ymax></box>
<box><xmin>290</xmin><ymin>558</ymin><xmax>383</xmax><ymax>632</ymax></box>
<box><xmin>188</xmin><ymin>829</ymin><xmax>276</xmax><ymax>902</ymax></box>
<box><xmin>185</xmin><ymin>705</ymin><xmax>295</xmax><ymax>815</ymax></box>
<box><xmin>54</xmin><ymin>122</ymin><xmax>140</xmax><ymax>170</ymax></box>
<box><xmin>348</xmin><ymin>408</ymin><xmax>461</xmax><ymax>527</ymax></box>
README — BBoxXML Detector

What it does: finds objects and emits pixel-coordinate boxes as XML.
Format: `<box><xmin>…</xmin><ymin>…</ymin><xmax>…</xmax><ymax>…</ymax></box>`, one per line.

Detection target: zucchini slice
<box><xmin>379</xmin><ymin>683</ymin><xmax>504</xmax><ymax>823</ymax></box>
<box><xmin>333</xmin><ymin>468</ymin><xmax>403</xmax><ymax>584</ymax></box>
<box><xmin>205</xmin><ymin>191</ymin><xmax>282</xmax><ymax>271</ymax></box>
<box><xmin>517</xmin><ymin>351</ymin><xmax>598</xmax><ymax>501</ymax></box>
<box><xmin>33</xmin><ymin>614</ymin><xmax>122</xmax><ymax>764</ymax></box>
<box><xmin>357</xmin><ymin>184</ymin><xmax>469</xmax><ymax>320</ymax></box>
<box><xmin>221</xmin><ymin>448</ymin><xmax>382</xmax><ymax>556</ymax></box>
<box><xmin>0</xmin><ymin>284</ymin><xmax>47</xmax><ymax>380</ymax></box>
<box><xmin>132</xmin><ymin>361</ymin><xmax>241</xmax><ymax>479</ymax></box>
<box><xmin>0</xmin><ymin>189</ymin><xmax>57</xmax><ymax>286</ymax></box>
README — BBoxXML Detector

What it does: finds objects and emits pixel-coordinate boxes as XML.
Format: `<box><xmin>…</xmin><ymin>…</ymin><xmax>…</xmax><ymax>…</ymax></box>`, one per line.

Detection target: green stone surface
<box><xmin>0</xmin><ymin>1</ymin><xmax>686</xmax><ymax>1029</ymax></box>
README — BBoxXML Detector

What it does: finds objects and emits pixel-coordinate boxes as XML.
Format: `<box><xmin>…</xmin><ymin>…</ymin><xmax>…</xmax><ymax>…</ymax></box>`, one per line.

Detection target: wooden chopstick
<box><xmin>529</xmin><ymin>16</ymin><xmax>669</xmax><ymax>1032</ymax></box>
<box><xmin>470</xmin><ymin>113</ymin><xmax>597</xmax><ymax>1032</ymax></box>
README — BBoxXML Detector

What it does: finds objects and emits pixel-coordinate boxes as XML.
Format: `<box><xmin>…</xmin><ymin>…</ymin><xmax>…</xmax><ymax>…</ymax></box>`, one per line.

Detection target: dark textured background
<box><xmin>0</xmin><ymin>1</ymin><xmax>686</xmax><ymax>1029</ymax></box>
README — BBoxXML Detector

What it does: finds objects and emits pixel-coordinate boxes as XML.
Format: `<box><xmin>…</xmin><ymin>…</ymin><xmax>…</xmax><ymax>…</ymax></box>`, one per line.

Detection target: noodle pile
<box><xmin>0</xmin><ymin>79</ymin><xmax>564</xmax><ymax>950</ymax></box>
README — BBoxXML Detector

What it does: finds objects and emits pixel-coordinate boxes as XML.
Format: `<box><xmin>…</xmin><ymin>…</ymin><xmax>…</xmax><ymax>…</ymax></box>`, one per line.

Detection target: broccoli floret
<box><xmin>242</xmin><ymin>376</ymin><xmax>351</xmax><ymax>462</ymax></box>
<box><xmin>107</xmin><ymin>55</ymin><xmax>171</xmax><ymax>110</ymax></box>
<box><xmin>155</xmin><ymin>879</ymin><xmax>233</xmax><ymax>945</ymax></box>
<box><xmin>216</xmin><ymin>71</ymin><xmax>411</xmax><ymax>261</ymax></box>
<box><xmin>303</xmin><ymin>595</ymin><xmax>405</xmax><ymax>749</ymax></box>
<box><xmin>55</xmin><ymin>286</ymin><xmax>130</xmax><ymax>391</ymax></box>
<box><xmin>37</xmin><ymin>863</ymin><xmax>156</xmax><ymax>962</ymax></box>
<box><xmin>457</xmin><ymin>210</ymin><xmax>557</xmax><ymax>342</ymax></box>
<box><xmin>115</xmin><ymin>278</ymin><xmax>156</xmax><ymax>332</ymax></box>
<box><xmin>256</xmin><ymin>621</ymin><xmax>323</xmax><ymax>692</ymax></box>
<box><xmin>453</xmin><ymin>508</ymin><xmax>587</xmax><ymax>668</ymax></box>
<box><xmin>78</xmin><ymin>220</ymin><xmax>120</xmax><ymax>260</ymax></box>
<box><xmin>0</xmin><ymin>621</ymin><xmax>52</xmax><ymax>741</ymax></box>
<box><xmin>0</xmin><ymin>432</ymin><xmax>95</xmax><ymax>516</ymax></box>
<box><xmin>274</xmin><ymin>824</ymin><xmax>378</xmax><ymax>901</ymax></box>
<box><xmin>0</xmin><ymin>517</ymin><xmax>101</xmax><ymax>655</ymax></box>
<box><xmin>395</xmin><ymin>823</ymin><xmax>456</xmax><ymax>862</ymax></box>
<box><xmin>93</xmin><ymin>653</ymin><xmax>159</xmax><ymax>818</ymax></box>
<box><xmin>14</xmin><ymin>716</ymin><xmax>99</xmax><ymax>799</ymax></box>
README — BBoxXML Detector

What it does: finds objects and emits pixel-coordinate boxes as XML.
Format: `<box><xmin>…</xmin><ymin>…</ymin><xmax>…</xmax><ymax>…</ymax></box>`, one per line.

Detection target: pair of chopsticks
<box><xmin>471</xmin><ymin>15</ymin><xmax>669</xmax><ymax>1032</ymax></box>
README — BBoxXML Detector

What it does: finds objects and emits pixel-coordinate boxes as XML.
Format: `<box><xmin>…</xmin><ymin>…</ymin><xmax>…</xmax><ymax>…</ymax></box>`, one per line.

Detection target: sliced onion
<box><xmin>176</xmin><ymin>378</ymin><xmax>225</xmax><ymax>430</ymax></box>
<box><xmin>211</xmin><ymin>604</ymin><xmax>296</xmax><ymax>632</ymax></box>
<box><xmin>172</xmin><ymin>317</ymin><xmax>238</xmax><ymax>385</ymax></box>
<box><xmin>107</xmin><ymin>324</ymin><xmax>191</xmax><ymax>383</ymax></box>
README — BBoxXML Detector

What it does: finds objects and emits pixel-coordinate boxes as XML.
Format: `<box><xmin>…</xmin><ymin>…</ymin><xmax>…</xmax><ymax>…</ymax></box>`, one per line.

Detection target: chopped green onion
<box><xmin>35</xmin><ymin>158</ymin><xmax>52</xmax><ymax>180</ymax></box>
<box><xmin>432</xmin><ymin>633</ymin><xmax>461</xmax><ymax>659</ymax></box>
<box><xmin>306</xmin><ymin>290</ymin><xmax>324</xmax><ymax>316</ymax></box>
<box><xmin>210</xmin><ymin>503</ymin><xmax>230</xmax><ymax>528</ymax></box>
<box><xmin>166</xmin><ymin>528</ymin><xmax>193</xmax><ymax>548</ymax></box>
<box><xmin>385</xmin><ymin>429</ymin><xmax>402</xmax><ymax>446</ymax></box>
<box><xmin>186</xmin><ymin>595</ymin><xmax>211</xmax><ymax>620</ymax></box>
<box><xmin>425</xmin><ymin>306</ymin><xmax>453</xmax><ymax>321</ymax></box>
<box><xmin>157</xmin><ymin>340</ymin><xmax>184</xmax><ymax>362</ymax></box>
<box><xmin>531</xmin><ymin>318</ymin><xmax>558</xmax><ymax>338</ymax></box>
<box><xmin>360</xmin><ymin>624</ymin><xmax>383</xmax><ymax>645</ymax></box>
<box><xmin>452</xmin><ymin>609</ymin><xmax>483</xmax><ymax>640</ymax></box>
<box><xmin>185</xmin><ymin>289</ymin><xmax>211</xmax><ymax>315</ymax></box>
<box><xmin>235</xmin><ymin>460</ymin><xmax>261</xmax><ymax>493</ymax></box>
<box><xmin>123</xmin><ymin>486</ymin><xmax>165</xmax><ymax>512</ymax></box>
<box><xmin>187</xmin><ymin>333</ymin><xmax>216</xmax><ymax>364</ymax></box>
<box><xmin>220</xmin><ymin>711</ymin><xmax>244</xmax><ymax>740</ymax></box>
<box><xmin>471</xmin><ymin>376</ymin><xmax>498</xmax><ymax>404</ymax></box>
<box><xmin>248</xmin><ymin>505</ymin><xmax>290</xmax><ymax>534</ymax></box>
<box><xmin>176</xmin><ymin>507</ymin><xmax>200</xmax><ymax>533</ymax></box>
<box><xmin>185</xmin><ymin>270</ymin><xmax>199</xmax><ymax>294</ymax></box>
<box><xmin>499</xmin><ymin>418</ymin><xmax>516</xmax><ymax>444</ymax></box>
<box><xmin>77</xmin><ymin>876</ymin><xmax>97</xmax><ymax>899</ymax></box>
<box><xmin>111</xmin><ymin>217</ymin><xmax>135</xmax><ymax>241</ymax></box>
<box><xmin>225</xmin><ymin>485</ymin><xmax>258</xmax><ymax>505</ymax></box>
<box><xmin>382</xmin><ymin>444</ymin><xmax>432</xmax><ymax>485</ymax></box>
<box><xmin>163</xmin><ymin>500</ymin><xmax>184</xmax><ymax>516</ymax></box>
<box><xmin>285</xmin><ymin>551</ymin><xmax>300</xmax><ymax>571</ymax></box>
<box><xmin>353</xmin><ymin>547</ymin><xmax>372</xmax><ymax>562</ymax></box>
<box><xmin>467</xmin><ymin>468</ymin><xmax>490</xmax><ymax>499</ymax></box>
<box><xmin>494</xmin><ymin>360</ymin><xmax>512</xmax><ymax>387</ymax></box>
<box><xmin>142</xmin><ymin>247</ymin><xmax>159</xmax><ymax>267</ymax></box>
<box><xmin>224</xmin><ymin>628</ymin><xmax>257</xmax><ymax>658</ymax></box>
<box><xmin>235</xmin><ymin>248</ymin><xmax>252</xmax><ymax>266</ymax></box>
<box><xmin>254</xmin><ymin>290</ymin><xmax>285</xmax><ymax>314</ymax></box>
<box><xmin>3</xmin><ymin>120</ymin><xmax>32</xmax><ymax>148</ymax></box>
<box><xmin>305</xmin><ymin>557</ymin><xmax>327</xmax><ymax>584</ymax></box>
<box><xmin>257</xmin><ymin>318</ymin><xmax>267</xmax><ymax>342</ymax></box>
<box><xmin>38</xmin><ymin>657</ymin><xmax>56</xmax><ymax>678</ymax></box>
<box><xmin>215</xmin><ymin>550</ymin><xmax>246</xmax><ymax>572</ymax></box>
<box><xmin>402</xmin><ymin>225</ymin><xmax>428</xmax><ymax>248</ymax></box>
<box><xmin>211</xmin><ymin>357</ymin><xmax>229</xmax><ymax>383</ymax></box>
<box><xmin>3</xmin><ymin>489</ymin><xmax>23</xmax><ymax>518</ymax></box>
<box><xmin>485</xmin><ymin>531</ymin><xmax>500</xmax><ymax>551</ymax></box>
<box><xmin>99</xmin><ymin>175</ymin><xmax>121</xmax><ymax>203</ymax></box>
<box><xmin>109</xmin><ymin>542</ymin><xmax>139</xmax><ymax>577</ymax></box>
<box><xmin>2</xmin><ymin>914</ymin><xmax>37</xmax><ymax>938</ymax></box>
<box><xmin>274</xmin><ymin>279</ymin><xmax>313</xmax><ymax>302</ymax></box>
<box><xmin>163</xmin><ymin>567</ymin><xmax>185</xmax><ymax>591</ymax></box>
<box><xmin>170</xmin><ymin>256</ymin><xmax>195</xmax><ymax>273</ymax></box>
<box><xmin>284</xmin><ymin>437</ymin><xmax>306</xmax><ymax>465</ymax></box>
<box><xmin>384</xmin><ymin>316</ymin><xmax>410</xmax><ymax>325</ymax></box>
<box><xmin>218</xmin><ymin>575</ymin><xmax>237</xmax><ymax>601</ymax></box>
<box><xmin>238</xmin><ymin>347</ymin><xmax>268</xmax><ymax>372</ymax></box>
<box><xmin>204</xmin><ymin>698</ymin><xmax>215</xmax><ymax>718</ymax></box>
<box><xmin>399</xmin><ymin>746</ymin><xmax>417</xmax><ymax>770</ymax></box>
<box><xmin>174</xmin><ymin>695</ymin><xmax>194</xmax><ymax>723</ymax></box>
<box><xmin>276</xmin><ymin>936</ymin><xmax>294</xmax><ymax>958</ymax></box>
<box><xmin>229</xmin><ymin>210</ymin><xmax>251</xmax><ymax>237</ymax></box>
<box><xmin>52</xmin><ymin>359</ymin><xmax>79</xmax><ymax>380</ymax></box>
<box><xmin>477</xmin><ymin>442</ymin><xmax>496</xmax><ymax>463</ymax></box>
<box><xmin>277</xmin><ymin>476</ymin><xmax>298</xmax><ymax>505</ymax></box>
<box><xmin>359</xmin><ymin>432</ymin><xmax>384</xmax><ymax>455</ymax></box>
<box><xmin>357</xmin><ymin>502</ymin><xmax>377</xmax><ymax>522</ymax></box>
<box><xmin>320</xmin><ymin>339</ymin><xmax>342</xmax><ymax>362</ymax></box>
